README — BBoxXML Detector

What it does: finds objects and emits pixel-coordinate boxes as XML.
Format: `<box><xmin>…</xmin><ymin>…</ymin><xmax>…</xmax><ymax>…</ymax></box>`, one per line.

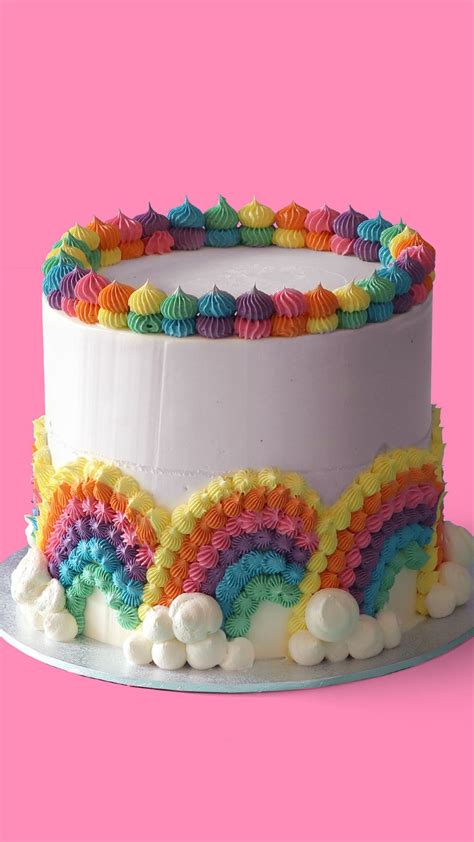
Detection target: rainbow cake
<box><xmin>10</xmin><ymin>196</ymin><xmax>473</xmax><ymax>675</ymax></box>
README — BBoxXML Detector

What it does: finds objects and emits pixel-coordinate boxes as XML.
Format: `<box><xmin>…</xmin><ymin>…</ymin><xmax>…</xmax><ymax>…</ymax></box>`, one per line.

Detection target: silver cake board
<box><xmin>1</xmin><ymin>549</ymin><xmax>472</xmax><ymax>693</ymax></box>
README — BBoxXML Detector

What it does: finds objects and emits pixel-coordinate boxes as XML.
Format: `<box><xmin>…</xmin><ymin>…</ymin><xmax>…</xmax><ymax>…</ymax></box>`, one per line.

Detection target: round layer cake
<box><xmin>12</xmin><ymin>197</ymin><xmax>463</xmax><ymax>676</ymax></box>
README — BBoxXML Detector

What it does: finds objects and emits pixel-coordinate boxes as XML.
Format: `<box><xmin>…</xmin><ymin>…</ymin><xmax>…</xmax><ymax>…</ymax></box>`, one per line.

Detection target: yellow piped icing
<box><xmin>68</xmin><ymin>223</ymin><xmax>101</xmax><ymax>251</ymax></box>
<box><xmin>272</xmin><ymin>228</ymin><xmax>306</xmax><ymax>249</ymax></box>
<box><xmin>306</xmin><ymin>314</ymin><xmax>338</xmax><ymax>334</ymax></box>
<box><xmin>238</xmin><ymin>197</ymin><xmax>275</xmax><ymax>228</ymax></box>
<box><xmin>128</xmin><ymin>281</ymin><xmax>166</xmax><ymax>316</ymax></box>
<box><xmin>99</xmin><ymin>247</ymin><xmax>122</xmax><ymax>267</ymax></box>
<box><xmin>333</xmin><ymin>281</ymin><xmax>370</xmax><ymax>313</ymax></box>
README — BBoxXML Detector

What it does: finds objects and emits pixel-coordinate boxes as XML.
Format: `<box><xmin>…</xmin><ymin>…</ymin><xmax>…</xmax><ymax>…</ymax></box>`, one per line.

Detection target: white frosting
<box><xmin>123</xmin><ymin>633</ymin><xmax>153</xmax><ymax>665</ymax></box>
<box><xmin>11</xmin><ymin>546</ymin><xmax>50</xmax><ymax>604</ymax></box>
<box><xmin>324</xmin><ymin>640</ymin><xmax>349</xmax><ymax>663</ymax></box>
<box><xmin>42</xmin><ymin>295</ymin><xmax>432</xmax><ymax>511</ymax></box>
<box><xmin>305</xmin><ymin>588</ymin><xmax>359</xmax><ymax>642</ymax></box>
<box><xmin>386</xmin><ymin>567</ymin><xmax>421</xmax><ymax>629</ymax></box>
<box><xmin>220</xmin><ymin>637</ymin><xmax>255</xmax><ymax>671</ymax></box>
<box><xmin>247</xmin><ymin>601</ymin><xmax>291</xmax><ymax>659</ymax></box>
<box><xmin>169</xmin><ymin>593</ymin><xmax>223</xmax><ymax>643</ymax></box>
<box><xmin>288</xmin><ymin>630</ymin><xmax>326</xmax><ymax>665</ymax></box>
<box><xmin>151</xmin><ymin>639</ymin><xmax>186</xmax><ymax>670</ymax></box>
<box><xmin>101</xmin><ymin>246</ymin><xmax>377</xmax><ymax>296</ymax></box>
<box><xmin>43</xmin><ymin>611</ymin><xmax>78</xmax><ymax>642</ymax></box>
<box><xmin>376</xmin><ymin>610</ymin><xmax>402</xmax><ymax>649</ymax></box>
<box><xmin>438</xmin><ymin>562</ymin><xmax>472</xmax><ymax>606</ymax></box>
<box><xmin>141</xmin><ymin>605</ymin><xmax>175</xmax><ymax>642</ymax></box>
<box><xmin>443</xmin><ymin>522</ymin><xmax>474</xmax><ymax>567</ymax></box>
<box><xmin>185</xmin><ymin>629</ymin><xmax>227</xmax><ymax>670</ymax></box>
<box><xmin>84</xmin><ymin>589</ymin><xmax>129</xmax><ymax>646</ymax></box>
<box><xmin>347</xmin><ymin>616</ymin><xmax>384</xmax><ymax>659</ymax></box>
<box><xmin>35</xmin><ymin>579</ymin><xmax>66</xmax><ymax>615</ymax></box>
<box><xmin>425</xmin><ymin>583</ymin><xmax>456</xmax><ymax>618</ymax></box>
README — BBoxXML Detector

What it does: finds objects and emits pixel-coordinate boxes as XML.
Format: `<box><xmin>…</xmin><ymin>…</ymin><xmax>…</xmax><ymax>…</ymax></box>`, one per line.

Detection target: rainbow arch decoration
<box><xmin>30</xmin><ymin>409</ymin><xmax>445</xmax><ymax>641</ymax></box>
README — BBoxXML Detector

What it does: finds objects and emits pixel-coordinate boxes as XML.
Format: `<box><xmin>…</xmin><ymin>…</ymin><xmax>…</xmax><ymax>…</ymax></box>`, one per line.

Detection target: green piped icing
<box><xmin>338</xmin><ymin>309</ymin><xmax>368</xmax><ymax>330</ymax></box>
<box><xmin>65</xmin><ymin>565</ymin><xmax>140</xmax><ymax>634</ymax></box>
<box><xmin>374</xmin><ymin>542</ymin><xmax>428</xmax><ymax>613</ymax></box>
<box><xmin>224</xmin><ymin>574</ymin><xmax>300</xmax><ymax>639</ymax></box>
<box><xmin>161</xmin><ymin>286</ymin><xmax>198</xmax><ymax>319</ymax></box>
<box><xmin>380</xmin><ymin>219</ymin><xmax>405</xmax><ymax>248</ymax></box>
<box><xmin>240</xmin><ymin>226</ymin><xmax>275</xmax><ymax>247</ymax></box>
<box><xmin>61</xmin><ymin>231</ymin><xmax>101</xmax><ymax>271</ymax></box>
<box><xmin>356</xmin><ymin>271</ymin><xmax>395</xmax><ymax>303</ymax></box>
<box><xmin>41</xmin><ymin>246</ymin><xmax>86</xmax><ymax>276</ymax></box>
<box><xmin>204</xmin><ymin>195</ymin><xmax>239</xmax><ymax>230</ymax></box>
<box><xmin>127</xmin><ymin>311</ymin><xmax>163</xmax><ymax>334</ymax></box>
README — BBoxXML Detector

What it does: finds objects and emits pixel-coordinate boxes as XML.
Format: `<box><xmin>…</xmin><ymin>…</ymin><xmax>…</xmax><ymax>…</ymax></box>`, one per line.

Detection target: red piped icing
<box><xmin>330</xmin><ymin>235</ymin><xmax>356</xmax><ymax>255</ymax></box>
<box><xmin>144</xmin><ymin>230</ymin><xmax>175</xmax><ymax>255</ymax></box>
<box><xmin>234</xmin><ymin>316</ymin><xmax>272</xmax><ymax>339</ymax></box>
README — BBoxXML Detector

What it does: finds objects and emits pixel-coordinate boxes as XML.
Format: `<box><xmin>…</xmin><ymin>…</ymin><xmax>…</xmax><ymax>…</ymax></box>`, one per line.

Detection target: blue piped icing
<box><xmin>378</xmin><ymin>245</ymin><xmax>395</xmax><ymax>267</ymax></box>
<box><xmin>205</xmin><ymin>228</ymin><xmax>241</xmax><ymax>248</ymax></box>
<box><xmin>357</xmin><ymin>212</ymin><xmax>393</xmax><ymax>243</ymax></box>
<box><xmin>378</xmin><ymin>264</ymin><xmax>412</xmax><ymax>295</ymax></box>
<box><xmin>167</xmin><ymin>197</ymin><xmax>204</xmax><ymax>229</ymax></box>
<box><xmin>368</xmin><ymin>301</ymin><xmax>394</xmax><ymax>322</ymax></box>
<box><xmin>162</xmin><ymin>317</ymin><xmax>196</xmax><ymax>337</ymax></box>
<box><xmin>198</xmin><ymin>285</ymin><xmax>237</xmax><ymax>318</ymax></box>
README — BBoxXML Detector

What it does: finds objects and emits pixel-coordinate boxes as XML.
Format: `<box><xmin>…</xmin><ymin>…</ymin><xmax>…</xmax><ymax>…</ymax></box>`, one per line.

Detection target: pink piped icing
<box><xmin>196</xmin><ymin>545</ymin><xmax>219</xmax><ymax>569</ymax></box>
<box><xmin>305</xmin><ymin>204</ymin><xmax>340</xmax><ymax>233</ymax></box>
<box><xmin>234</xmin><ymin>316</ymin><xmax>272</xmax><ymax>339</ymax></box>
<box><xmin>144</xmin><ymin>230</ymin><xmax>175</xmax><ymax>255</ymax></box>
<box><xmin>75</xmin><ymin>270</ymin><xmax>109</xmax><ymax>303</ymax></box>
<box><xmin>403</xmin><ymin>243</ymin><xmax>436</xmax><ymax>273</ymax></box>
<box><xmin>107</xmin><ymin>210</ymin><xmax>143</xmax><ymax>243</ymax></box>
<box><xmin>410</xmin><ymin>283</ymin><xmax>428</xmax><ymax>305</ymax></box>
<box><xmin>272</xmin><ymin>287</ymin><xmax>307</xmax><ymax>317</ymax></box>
<box><xmin>330</xmin><ymin>235</ymin><xmax>356</xmax><ymax>255</ymax></box>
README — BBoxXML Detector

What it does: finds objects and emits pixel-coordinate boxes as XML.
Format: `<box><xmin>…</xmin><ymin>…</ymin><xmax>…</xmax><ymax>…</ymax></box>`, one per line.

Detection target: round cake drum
<box><xmin>1</xmin><ymin>550</ymin><xmax>472</xmax><ymax>693</ymax></box>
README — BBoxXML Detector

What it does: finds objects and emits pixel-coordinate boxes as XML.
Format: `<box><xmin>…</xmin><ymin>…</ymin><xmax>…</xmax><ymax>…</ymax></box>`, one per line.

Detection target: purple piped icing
<box><xmin>196</xmin><ymin>315</ymin><xmax>235</xmax><ymax>338</ymax></box>
<box><xmin>169</xmin><ymin>227</ymin><xmax>206</xmax><ymax>250</ymax></box>
<box><xmin>393</xmin><ymin>292</ymin><xmax>413</xmax><ymax>314</ymax></box>
<box><xmin>47</xmin><ymin>289</ymin><xmax>62</xmax><ymax>310</ymax></box>
<box><xmin>332</xmin><ymin>206</ymin><xmax>368</xmax><ymax>239</ymax></box>
<box><xmin>236</xmin><ymin>285</ymin><xmax>275</xmax><ymax>320</ymax></box>
<box><xmin>134</xmin><ymin>203</ymin><xmax>169</xmax><ymax>236</ymax></box>
<box><xmin>395</xmin><ymin>252</ymin><xmax>426</xmax><ymax>284</ymax></box>
<box><xmin>59</xmin><ymin>265</ymin><xmax>88</xmax><ymax>298</ymax></box>
<box><xmin>353</xmin><ymin>238</ymin><xmax>381</xmax><ymax>262</ymax></box>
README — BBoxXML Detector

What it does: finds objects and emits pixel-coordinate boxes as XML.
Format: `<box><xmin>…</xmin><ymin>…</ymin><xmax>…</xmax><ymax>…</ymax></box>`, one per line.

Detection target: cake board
<box><xmin>1</xmin><ymin>549</ymin><xmax>472</xmax><ymax>694</ymax></box>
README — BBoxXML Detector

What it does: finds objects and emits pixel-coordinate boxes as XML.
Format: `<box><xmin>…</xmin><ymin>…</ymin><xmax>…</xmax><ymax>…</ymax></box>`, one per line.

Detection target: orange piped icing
<box><xmin>97</xmin><ymin>281</ymin><xmax>135</xmax><ymax>313</ymax></box>
<box><xmin>275</xmin><ymin>201</ymin><xmax>309</xmax><ymax>230</ymax></box>
<box><xmin>76</xmin><ymin>300</ymin><xmax>99</xmax><ymax>324</ymax></box>
<box><xmin>87</xmin><ymin>216</ymin><xmax>121</xmax><ymax>250</ymax></box>
<box><xmin>306</xmin><ymin>230</ymin><xmax>332</xmax><ymax>251</ymax></box>
<box><xmin>120</xmin><ymin>240</ymin><xmax>145</xmax><ymax>260</ymax></box>
<box><xmin>305</xmin><ymin>285</ymin><xmax>338</xmax><ymax>318</ymax></box>
<box><xmin>271</xmin><ymin>314</ymin><xmax>307</xmax><ymax>337</ymax></box>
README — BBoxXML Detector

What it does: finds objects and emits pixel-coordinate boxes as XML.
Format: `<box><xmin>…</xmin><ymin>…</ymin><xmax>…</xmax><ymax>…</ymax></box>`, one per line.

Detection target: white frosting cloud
<box><xmin>425</xmin><ymin>583</ymin><xmax>456</xmax><ymax>618</ymax></box>
<box><xmin>220</xmin><ymin>637</ymin><xmax>255</xmax><ymax>671</ymax></box>
<box><xmin>152</xmin><ymin>639</ymin><xmax>187</xmax><ymax>670</ymax></box>
<box><xmin>347</xmin><ymin>616</ymin><xmax>384</xmax><ymax>660</ymax></box>
<box><xmin>186</xmin><ymin>630</ymin><xmax>228</xmax><ymax>670</ymax></box>
<box><xmin>443</xmin><ymin>522</ymin><xmax>474</xmax><ymax>567</ymax></box>
<box><xmin>43</xmin><ymin>611</ymin><xmax>78</xmax><ymax>642</ymax></box>
<box><xmin>142</xmin><ymin>605</ymin><xmax>175</xmax><ymax>642</ymax></box>
<box><xmin>376</xmin><ymin>610</ymin><xmax>402</xmax><ymax>649</ymax></box>
<box><xmin>123</xmin><ymin>633</ymin><xmax>153</xmax><ymax>666</ymax></box>
<box><xmin>438</xmin><ymin>562</ymin><xmax>472</xmax><ymax>606</ymax></box>
<box><xmin>288</xmin><ymin>629</ymin><xmax>326</xmax><ymax>665</ymax></box>
<box><xmin>169</xmin><ymin>593</ymin><xmax>223</xmax><ymax>644</ymax></box>
<box><xmin>305</xmin><ymin>588</ymin><xmax>359</xmax><ymax>642</ymax></box>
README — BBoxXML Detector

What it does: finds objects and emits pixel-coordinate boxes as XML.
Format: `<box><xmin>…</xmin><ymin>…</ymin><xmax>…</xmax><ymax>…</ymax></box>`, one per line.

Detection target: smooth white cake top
<box><xmin>101</xmin><ymin>246</ymin><xmax>380</xmax><ymax>296</ymax></box>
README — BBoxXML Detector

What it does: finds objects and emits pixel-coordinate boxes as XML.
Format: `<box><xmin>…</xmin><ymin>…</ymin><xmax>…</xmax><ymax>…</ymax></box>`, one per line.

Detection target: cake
<box><xmin>10</xmin><ymin>196</ymin><xmax>473</xmax><ymax>676</ymax></box>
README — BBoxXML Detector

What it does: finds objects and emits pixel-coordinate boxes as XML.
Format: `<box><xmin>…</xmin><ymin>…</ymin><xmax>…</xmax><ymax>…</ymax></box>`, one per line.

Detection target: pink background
<box><xmin>0</xmin><ymin>1</ymin><xmax>473</xmax><ymax>841</ymax></box>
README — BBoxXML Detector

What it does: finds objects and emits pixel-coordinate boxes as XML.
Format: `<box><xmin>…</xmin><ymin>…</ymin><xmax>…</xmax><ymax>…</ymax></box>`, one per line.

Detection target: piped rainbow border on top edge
<box><xmin>41</xmin><ymin>198</ymin><xmax>436</xmax><ymax>340</ymax></box>
<box><xmin>30</xmin><ymin>408</ymin><xmax>444</xmax><ymax>642</ymax></box>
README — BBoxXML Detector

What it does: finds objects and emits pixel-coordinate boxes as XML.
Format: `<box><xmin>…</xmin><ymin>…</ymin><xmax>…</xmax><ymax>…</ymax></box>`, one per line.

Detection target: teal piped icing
<box><xmin>240</xmin><ymin>226</ymin><xmax>274</xmax><ymax>247</ymax></box>
<box><xmin>356</xmin><ymin>271</ymin><xmax>395</xmax><ymax>303</ymax></box>
<box><xmin>377</xmin><ymin>264</ymin><xmax>412</xmax><ymax>295</ymax></box>
<box><xmin>127</xmin><ymin>311</ymin><xmax>163</xmax><ymax>334</ymax></box>
<box><xmin>41</xmin><ymin>247</ymin><xmax>86</xmax><ymax>277</ymax></box>
<box><xmin>357</xmin><ymin>211</ymin><xmax>393</xmax><ymax>243</ymax></box>
<box><xmin>42</xmin><ymin>253</ymin><xmax>80</xmax><ymax>295</ymax></box>
<box><xmin>61</xmin><ymin>231</ymin><xmax>101</xmax><ymax>271</ymax></box>
<box><xmin>378</xmin><ymin>245</ymin><xmax>394</xmax><ymax>267</ymax></box>
<box><xmin>162</xmin><ymin>317</ymin><xmax>196</xmax><ymax>337</ymax></box>
<box><xmin>205</xmin><ymin>228</ymin><xmax>241</xmax><ymax>247</ymax></box>
<box><xmin>161</xmin><ymin>286</ymin><xmax>198</xmax><ymax>319</ymax></box>
<box><xmin>338</xmin><ymin>309</ymin><xmax>368</xmax><ymax>329</ymax></box>
<box><xmin>223</xmin><ymin>572</ymin><xmax>301</xmax><ymax>639</ymax></box>
<box><xmin>363</xmin><ymin>524</ymin><xmax>432</xmax><ymax>615</ymax></box>
<box><xmin>368</xmin><ymin>301</ymin><xmax>394</xmax><ymax>322</ymax></box>
<box><xmin>215</xmin><ymin>549</ymin><xmax>304</xmax><ymax>619</ymax></box>
<box><xmin>380</xmin><ymin>219</ymin><xmax>405</xmax><ymax>248</ymax></box>
<box><xmin>168</xmin><ymin>197</ymin><xmax>204</xmax><ymax>229</ymax></box>
<box><xmin>204</xmin><ymin>195</ymin><xmax>240</xmax><ymax>230</ymax></box>
<box><xmin>198</xmin><ymin>285</ymin><xmax>236</xmax><ymax>318</ymax></box>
